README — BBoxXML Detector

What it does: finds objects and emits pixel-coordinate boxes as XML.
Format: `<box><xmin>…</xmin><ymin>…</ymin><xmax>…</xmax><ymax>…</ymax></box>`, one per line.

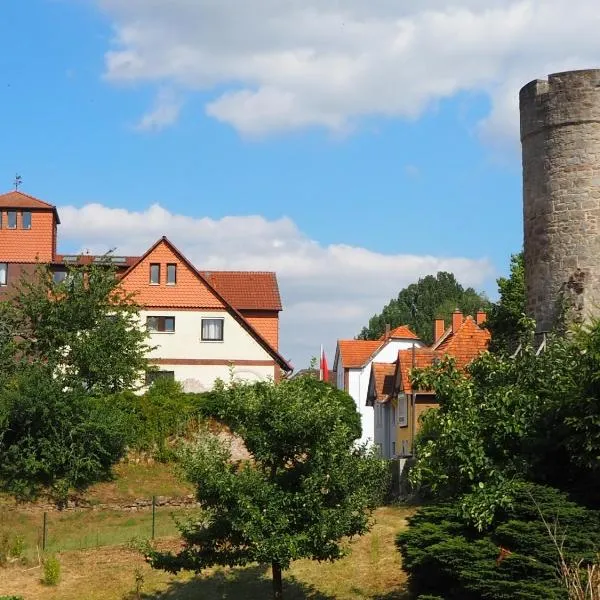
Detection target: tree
<box><xmin>0</xmin><ymin>364</ymin><xmax>130</xmax><ymax>505</ymax></box>
<box><xmin>485</xmin><ymin>252</ymin><xmax>528</xmax><ymax>354</ymax></box>
<box><xmin>0</xmin><ymin>260</ymin><xmax>152</xmax><ymax>394</ymax></box>
<box><xmin>146</xmin><ymin>376</ymin><xmax>389</xmax><ymax>599</ymax></box>
<box><xmin>358</xmin><ymin>272</ymin><xmax>489</xmax><ymax>344</ymax></box>
<box><xmin>0</xmin><ymin>259</ymin><xmax>152</xmax><ymax>503</ymax></box>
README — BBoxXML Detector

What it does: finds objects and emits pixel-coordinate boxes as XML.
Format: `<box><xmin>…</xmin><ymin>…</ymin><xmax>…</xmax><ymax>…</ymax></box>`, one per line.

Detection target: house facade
<box><xmin>0</xmin><ymin>190</ymin><xmax>291</xmax><ymax>390</ymax></box>
<box><xmin>333</xmin><ymin>326</ymin><xmax>425</xmax><ymax>446</ymax></box>
<box><xmin>366</xmin><ymin>310</ymin><xmax>490</xmax><ymax>459</ymax></box>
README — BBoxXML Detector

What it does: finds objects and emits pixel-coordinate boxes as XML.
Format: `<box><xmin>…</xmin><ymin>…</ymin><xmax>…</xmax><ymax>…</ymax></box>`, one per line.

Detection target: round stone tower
<box><xmin>520</xmin><ymin>69</ymin><xmax>600</xmax><ymax>333</ymax></box>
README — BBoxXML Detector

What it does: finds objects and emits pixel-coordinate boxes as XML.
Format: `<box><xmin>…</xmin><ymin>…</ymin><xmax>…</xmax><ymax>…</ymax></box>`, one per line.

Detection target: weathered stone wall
<box><xmin>520</xmin><ymin>69</ymin><xmax>600</xmax><ymax>333</ymax></box>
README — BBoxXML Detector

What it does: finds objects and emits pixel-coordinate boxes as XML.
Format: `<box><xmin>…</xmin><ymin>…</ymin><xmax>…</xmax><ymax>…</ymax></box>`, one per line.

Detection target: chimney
<box><xmin>452</xmin><ymin>308</ymin><xmax>463</xmax><ymax>334</ymax></box>
<box><xmin>385</xmin><ymin>323</ymin><xmax>391</xmax><ymax>339</ymax></box>
<box><xmin>434</xmin><ymin>318</ymin><xmax>445</xmax><ymax>343</ymax></box>
<box><xmin>476</xmin><ymin>309</ymin><xmax>487</xmax><ymax>326</ymax></box>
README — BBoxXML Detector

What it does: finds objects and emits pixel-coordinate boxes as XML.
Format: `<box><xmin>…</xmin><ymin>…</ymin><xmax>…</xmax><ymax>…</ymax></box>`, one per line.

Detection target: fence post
<box><xmin>152</xmin><ymin>495</ymin><xmax>156</xmax><ymax>540</ymax></box>
<box><xmin>42</xmin><ymin>512</ymin><xmax>47</xmax><ymax>552</ymax></box>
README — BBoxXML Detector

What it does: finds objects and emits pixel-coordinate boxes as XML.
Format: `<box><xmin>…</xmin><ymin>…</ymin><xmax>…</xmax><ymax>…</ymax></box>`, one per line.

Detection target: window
<box><xmin>392</xmin><ymin>441</ymin><xmax>396</xmax><ymax>456</ymax></box>
<box><xmin>0</xmin><ymin>263</ymin><xmax>6</xmax><ymax>286</ymax></box>
<box><xmin>375</xmin><ymin>403</ymin><xmax>383</xmax><ymax>427</ymax></box>
<box><xmin>166</xmin><ymin>263</ymin><xmax>177</xmax><ymax>285</ymax></box>
<box><xmin>145</xmin><ymin>370</ymin><xmax>175</xmax><ymax>386</ymax></box>
<box><xmin>22</xmin><ymin>211</ymin><xmax>31</xmax><ymax>229</ymax></box>
<box><xmin>146</xmin><ymin>316</ymin><xmax>175</xmax><ymax>333</ymax></box>
<box><xmin>398</xmin><ymin>394</ymin><xmax>408</xmax><ymax>427</ymax></box>
<box><xmin>53</xmin><ymin>269</ymin><xmax>67</xmax><ymax>284</ymax></box>
<box><xmin>150</xmin><ymin>263</ymin><xmax>160</xmax><ymax>284</ymax></box>
<box><xmin>7</xmin><ymin>211</ymin><xmax>16</xmax><ymax>229</ymax></box>
<box><xmin>201</xmin><ymin>318</ymin><xmax>224</xmax><ymax>341</ymax></box>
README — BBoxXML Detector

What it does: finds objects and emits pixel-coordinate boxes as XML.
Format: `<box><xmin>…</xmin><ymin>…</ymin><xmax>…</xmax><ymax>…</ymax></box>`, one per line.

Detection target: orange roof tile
<box><xmin>338</xmin><ymin>340</ymin><xmax>383</xmax><ymax>368</ymax></box>
<box><xmin>379</xmin><ymin>325</ymin><xmax>420</xmax><ymax>340</ymax></box>
<box><xmin>0</xmin><ymin>191</ymin><xmax>60</xmax><ymax>223</ymax></box>
<box><xmin>396</xmin><ymin>348</ymin><xmax>440</xmax><ymax>394</ymax></box>
<box><xmin>434</xmin><ymin>316</ymin><xmax>490</xmax><ymax>368</ymax></box>
<box><xmin>203</xmin><ymin>271</ymin><xmax>282</xmax><ymax>311</ymax></box>
<box><xmin>371</xmin><ymin>363</ymin><xmax>396</xmax><ymax>402</ymax></box>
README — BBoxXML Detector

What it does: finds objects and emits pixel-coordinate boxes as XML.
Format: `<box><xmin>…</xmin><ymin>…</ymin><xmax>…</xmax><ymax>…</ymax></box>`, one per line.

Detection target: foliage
<box><xmin>397</xmin><ymin>482</ymin><xmax>600</xmax><ymax>600</ymax></box>
<box><xmin>42</xmin><ymin>554</ymin><xmax>61</xmax><ymax>586</ymax></box>
<box><xmin>0</xmin><ymin>596</ymin><xmax>24</xmax><ymax>600</ymax></box>
<box><xmin>146</xmin><ymin>376</ymin><xmax>389</xmax><ymax>599</ymax></box>
<box><xmin>407</xmin><ymin>321</ymin><xmax>600</xmax><ymax>528</ymax></box>
<box><xmin>0</xmin><ymin>531</ymin><xmax>24</xmax><ymax>567</ymax></box>
<box><xmin>112</xmin><ymin>379</ymin><xmax>206</xmax><ymax>461</ymax></box>
<box><xmin>485</xmin><ymin>253</ymin><xmax>529</xmax><ymax>355</ymax></box>
<box><xmin>0</xmin><ymin>260</ymin><xmax>151</xmax><ymax>395</ymax></box>
<box><xmin>358</xmin><ymin>271</ymin><xmax>489</xmax><ymax>344</ymax></box>
<box><xmin>0</xmin><ymin>364</ymin><xmax>130</xmax><ymax>505</ymax></box>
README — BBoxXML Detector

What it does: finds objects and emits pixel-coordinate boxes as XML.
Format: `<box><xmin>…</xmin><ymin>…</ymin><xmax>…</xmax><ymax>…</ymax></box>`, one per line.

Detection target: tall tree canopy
<box><xmin>484</xmin><ymin>252</ymin><xmax>528</xmax><ymax>354</ymax></box>
<box><xmin>0</xmin><ymin>261</ymin><xmax>152</xmax><ymax>503</ymax></box>
<box><xmin>358</xmin><ymin>272</ymin><xmax>489</xmax><ymax>344</ymax></box>
<box><xmin>147</xmin><ymin>376</ymin><xmax>389</xmax><ymax>599</ymax></box>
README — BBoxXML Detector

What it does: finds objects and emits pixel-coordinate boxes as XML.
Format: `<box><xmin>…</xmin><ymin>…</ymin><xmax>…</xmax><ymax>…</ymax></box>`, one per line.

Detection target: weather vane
<box><xmin>14</xmin><ymin>174</ymin><xmax>22</xmax><ymax>191</ymax></box>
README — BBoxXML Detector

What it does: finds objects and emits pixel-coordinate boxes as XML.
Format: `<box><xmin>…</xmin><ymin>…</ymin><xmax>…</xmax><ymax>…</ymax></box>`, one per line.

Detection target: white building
<box><xmin>332</xmin><ymin>326</ymin><xmax>425</xmax><ymax>446</ymax></box>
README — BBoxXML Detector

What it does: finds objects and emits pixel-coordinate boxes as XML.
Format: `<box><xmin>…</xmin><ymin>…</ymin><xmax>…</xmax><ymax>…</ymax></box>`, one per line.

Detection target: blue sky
<box><xmin>1</xmin><ymin>0</ymin><xmax>597</xmax><ymax>367</ymax></box>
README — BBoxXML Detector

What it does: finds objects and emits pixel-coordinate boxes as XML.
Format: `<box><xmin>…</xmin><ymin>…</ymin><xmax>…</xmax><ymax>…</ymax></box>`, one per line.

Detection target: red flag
<box><xmin>320</xmin><ymin>345</ymin><xmax>329</xmax><ymax>382</ymax></box>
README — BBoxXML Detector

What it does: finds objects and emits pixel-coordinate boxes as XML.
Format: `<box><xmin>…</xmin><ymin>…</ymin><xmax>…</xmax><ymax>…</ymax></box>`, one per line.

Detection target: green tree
<box><xmin>485</xmin><ymin>252</ymin><xmax>528</xmax><ymax>354</ymax></box>
<box><xmin>358</xmin><ymin>272</ymin><xmax>489</xmax><ymax>344</ymax></box>
<box><xmin>0</xmin><ymin>364</ymin><xmax>130</xmax><ymax>505</ymax></box>
<box><xmin>0</xmin><ymin>260</ymin><xmax>151</xmax><ymax>394</ymax></box>
<box><xmin>146</xmin><ymin>376</ymin><xmax>389</xmax><ymax>599</ymax></box>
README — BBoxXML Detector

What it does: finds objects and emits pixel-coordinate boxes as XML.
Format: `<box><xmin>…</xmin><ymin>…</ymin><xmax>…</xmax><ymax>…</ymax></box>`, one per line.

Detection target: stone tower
<box><xmin>520</xmin><ymin>69</ymin><xmax>600</xmax><ymax>333</ymax></box>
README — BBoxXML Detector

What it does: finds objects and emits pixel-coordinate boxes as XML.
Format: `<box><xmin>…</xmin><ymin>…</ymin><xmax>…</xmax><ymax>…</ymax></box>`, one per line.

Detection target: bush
<box><xmin>397</xmin><ymin>483</ymin><xmax>600</xmax><ymax>600</ymax></box>
<box><xmin>42</xmin><ymin>554</ymin><xmax>61</xmax><ymax>586</ymax></box>
<box><xmin>112</xmin><ymin>379</ymin><xmax>208</xmax><ymax>460</ymax></box>
<box><xmin>0</xmin><ymin>596</ymin><xmax>25</xmax><ymax>600</ymax></box>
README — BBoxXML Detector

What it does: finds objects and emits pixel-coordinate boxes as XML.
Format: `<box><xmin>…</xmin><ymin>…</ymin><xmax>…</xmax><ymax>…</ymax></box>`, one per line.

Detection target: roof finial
<box><xmin>14</xmin><ymin>174</ymin><xmax>22</xmax><ymax>191</ymax></box>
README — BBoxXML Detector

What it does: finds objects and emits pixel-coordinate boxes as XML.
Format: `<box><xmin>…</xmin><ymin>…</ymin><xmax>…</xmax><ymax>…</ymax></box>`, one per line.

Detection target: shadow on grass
<box><xmin>139</xmin><ymin>565</ymin><xmax>336</xmax><ymax>599</ymax></box>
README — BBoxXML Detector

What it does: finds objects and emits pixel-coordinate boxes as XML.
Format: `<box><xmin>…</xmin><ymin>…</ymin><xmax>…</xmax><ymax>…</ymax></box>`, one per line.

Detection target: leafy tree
<box><xmin>0</xmin><ymin>260</ymin><xmax>151</xmax><ymax>394</ymax></box>
<box><xmin>485</xmin><ymin>252</ymin><xmax>528</xmax><ymax>354</ymax></box>
<box><xmin>358</xmin><ymin>272</ymin><xmax>489</xmax><ymax>344</ymax></box>
<box><xmin>0</xmin><ymin>364</ymin><xmax>130</xmax><ymax>505</ymax></box>
<box><xmin>146</xmin><ymin>376</ymin><xmax>389</xmax><ymax>599</ymax></box>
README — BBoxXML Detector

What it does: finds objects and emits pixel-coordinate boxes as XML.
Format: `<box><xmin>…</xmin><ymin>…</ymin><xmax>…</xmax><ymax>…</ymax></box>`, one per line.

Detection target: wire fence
<box><xmin>0</xmin><ymin>496</ymin><xmax>198</xmax><ymax>561</ymax></box>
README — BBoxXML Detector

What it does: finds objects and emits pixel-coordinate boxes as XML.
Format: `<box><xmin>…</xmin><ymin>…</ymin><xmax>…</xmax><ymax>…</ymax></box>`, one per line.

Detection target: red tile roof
<box><xmin>433</xmin><ymin>316</ymin><xmax>490</xmax><ymax>369</ymax></box>
<box><xmin>396</xmin><ymin>348</ymin><xmax>439</xmax><ymax>394</ymax></box>
<box><xmin>338</xmin><ymin>340</ymin><xmax>383</xmax><ymax>369</ymax></box>
<box><xmin>379</xmin><ymin>325</ymin><xmax>420</xmax><ymax>340</ymax></box>
<box><xmin>203</xmin><ymin>271</ymin><xmax>282</xmax><ymax>311</ymax></box>
<box><xmin>371</xmin><ymin>363</ymin><xmax>396</xmax><ymax>402</ymax></box>
<box><xmin>0</xmin><ymin>191</ymin><xmax>60</xmax><ymax>223</ymax></box>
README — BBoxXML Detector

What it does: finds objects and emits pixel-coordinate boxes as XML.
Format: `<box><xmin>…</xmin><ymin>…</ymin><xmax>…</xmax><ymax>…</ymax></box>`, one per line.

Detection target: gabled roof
<box><xmin>379</xmin><ymin>325</ymin><xmax>420</xmax><ymax>341</ymax></box>
<box><xmin>0</xmin><ymin>191</ymin><xmax>61</xmax><ymax>223</ymax></box>
<box><xmin>337</xmin><ymin>340</ymin><xmax>383</xmax><ymax>369</ymax></box>
<box><xmin>432</xmin><ymin>315</ymin><xmax>490</xmax><ymax>368</ymax></box>
<box><xmin>203</xmin><ymin>271</ymin><xmax>282</xmax><ymax>311</ymax></box>
<box><xmin>395</xmin><ymin>348</ymin><xmax>440</xmax><ymax>394</ymax></box>
<box><xmin>367</xmin><ymin>362</ymin><xmax>396</xmax><ymax>405</ymax></box>
<box><xmin>120</xmin><ymin>237</ymin><xmax>291</xmax><ymax>372</ymax></box>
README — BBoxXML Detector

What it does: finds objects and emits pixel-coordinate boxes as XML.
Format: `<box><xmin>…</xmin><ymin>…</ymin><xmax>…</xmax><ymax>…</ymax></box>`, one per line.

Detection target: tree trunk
<box><xmin>272</xmin><ymin>561</ymin><xmax>283</xmax><ymax>599</ymax></box>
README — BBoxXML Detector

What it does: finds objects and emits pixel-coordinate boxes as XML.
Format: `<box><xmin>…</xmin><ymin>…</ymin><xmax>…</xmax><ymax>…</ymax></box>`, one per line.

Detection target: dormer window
<box><xmin>150</xmin><ymin>263</ymin><xmax>160</xmax><ymax>285</ymax></box>
<box><xmin>22</xmin><ymin>211</ymin><xmax>31</xmax><ymax>229</ymax></box>
<box><xmin>7</xmin><ymin>211</ymin><xmax>16</xmax><ymax>229</ymax></box>
<box><xmin>167</xmin><ymin>263</ymin><xmax>177</xmax><ymax>285</ymax></box>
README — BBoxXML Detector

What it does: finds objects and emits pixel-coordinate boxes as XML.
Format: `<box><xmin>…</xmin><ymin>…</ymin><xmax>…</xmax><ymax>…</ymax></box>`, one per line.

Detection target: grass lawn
<box><xmin>0</xmin><ymin>506</ymin><xmax>411</xmax><ymax>600</ymax></box>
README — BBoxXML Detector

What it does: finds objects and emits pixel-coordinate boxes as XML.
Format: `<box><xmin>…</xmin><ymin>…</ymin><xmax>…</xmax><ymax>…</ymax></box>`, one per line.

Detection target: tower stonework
<box><xmin>520</xmin><ymin>69</ymin><xmax>600</xmax><ymax>333</ymax></box>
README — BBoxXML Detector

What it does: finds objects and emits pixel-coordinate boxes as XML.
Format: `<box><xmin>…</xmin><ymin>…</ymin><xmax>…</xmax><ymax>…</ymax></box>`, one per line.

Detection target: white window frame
<box><xmin>166</xmin><ymin>263</ymin><xmax>177</xmax><ymax>285</ymax></box>
<box><xmin>149</xmin><ymin>263</ymin><xmax>160</xmax><ymax>285</ymax></box>
<box><xmin>398</xmin><ymin>394</ymin><xmax>408</xmax><ymax>427</ymax></box>
<box><xmin>22</xmin><ymin>210</ymin><xmax>32</xmax><ymax>230</ymax></box>
<box><xmin>7</xmin><ymin>211</ymin><xmax>16</xmax><ymax>229</ymax></box>
<box><xmin>0</xmin><ymin>263</ymin><xmax>7</xmax><ymax>286</ymax></box>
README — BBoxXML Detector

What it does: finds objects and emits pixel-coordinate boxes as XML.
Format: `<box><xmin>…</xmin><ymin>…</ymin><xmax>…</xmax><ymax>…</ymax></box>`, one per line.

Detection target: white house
<box><xmin>333</xmin><ymin>326</ymin><xmax>425</xmax><ymax>446</ymax></box>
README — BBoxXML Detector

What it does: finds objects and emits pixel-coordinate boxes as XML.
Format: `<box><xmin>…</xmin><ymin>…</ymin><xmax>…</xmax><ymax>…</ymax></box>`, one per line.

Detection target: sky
<box><xmin>2</xmin><ymin>0</ymin><xmax>599</xmax><ymax>369</ymax></box>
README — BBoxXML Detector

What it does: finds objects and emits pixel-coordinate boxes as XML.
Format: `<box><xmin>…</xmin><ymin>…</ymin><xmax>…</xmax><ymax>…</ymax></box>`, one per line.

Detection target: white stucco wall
<box><xmin>140</xmin><ymin>309</ymin><xmax>276</xmax><ymax>391</ymax></box>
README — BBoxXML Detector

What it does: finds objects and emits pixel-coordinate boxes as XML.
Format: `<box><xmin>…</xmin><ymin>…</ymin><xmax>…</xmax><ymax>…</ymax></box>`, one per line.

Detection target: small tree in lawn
<box><xmin>146</xmin><ymin>376</ymin><xmax>389</xmax><ymax>599</ymax></box>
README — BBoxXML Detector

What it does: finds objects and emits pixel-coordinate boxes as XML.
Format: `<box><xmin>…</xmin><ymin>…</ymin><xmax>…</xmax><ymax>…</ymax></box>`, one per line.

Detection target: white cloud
<box><xmin>96</xmin><ymin>0</ymin><xmax>600</xmax><ymax>140</ymax></box>
<box><xmin>134</xmin><ymin>88</ymin><xmax>183</xmax><ymax>132</ymax></box>
<box><xmin>57</xmin><ymin>203</ymin><xmax>495</xmax><ymax>369</ymax></box>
